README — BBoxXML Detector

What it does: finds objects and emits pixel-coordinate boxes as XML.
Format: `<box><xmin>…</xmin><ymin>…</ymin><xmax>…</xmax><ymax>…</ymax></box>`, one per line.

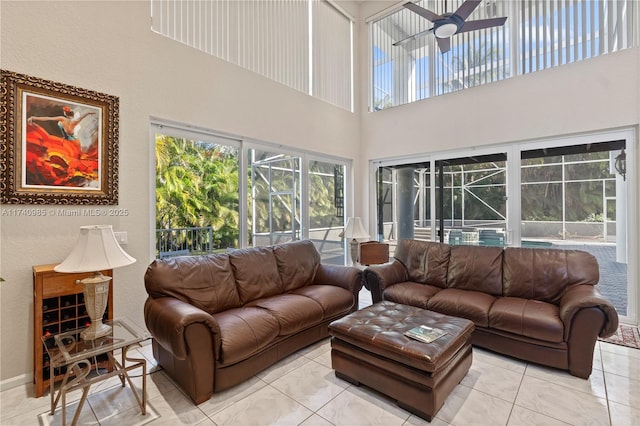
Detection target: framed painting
<box><xmin>0</xmin><ymin>70</ymin><xmax>118</xmax><ymax>204</ymax></box>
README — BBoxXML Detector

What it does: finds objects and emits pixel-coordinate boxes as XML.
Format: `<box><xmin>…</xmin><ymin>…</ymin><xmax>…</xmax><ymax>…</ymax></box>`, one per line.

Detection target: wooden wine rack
<box><xmin>33</xmin><ymin>264</ymin><xmax>114</xmax><ymax>397</ymax></box>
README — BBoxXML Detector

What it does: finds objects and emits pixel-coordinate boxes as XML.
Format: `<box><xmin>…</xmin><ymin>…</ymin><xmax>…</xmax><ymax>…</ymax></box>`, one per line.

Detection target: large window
<box><xmin>152</xmin><ymin>122</ymin><xmax>351</xmax><ymax>265</ymax></box>
<box><xmin>370</xmin><ymin>0</ymin><xmax>638</xmax><ymax>110</ymax></box>
<box><xmin>154</xmin><ymin>129</ymin><xmax>241</xmax><ymax>257</ymax></box>
<box><xmin>151</xmin><ymin>0</ymin><xmax>353</xmax><ymax>111</ymax></box>
<box><xmin>371</xmin><ymin>129</ymin><xmax>636</xmax><ymax>322</ymax></box>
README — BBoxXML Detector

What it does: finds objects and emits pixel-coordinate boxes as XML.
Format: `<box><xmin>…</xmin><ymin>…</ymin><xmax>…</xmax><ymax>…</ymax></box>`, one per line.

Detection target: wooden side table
<box><xmin>33</xmin><ymin>264</ymin><xmax>114</xmax><ymax>397</ymax></box>
<box><xmin>359</xmin><ymin>241</ymin><xmax>390</xmax><ymax>265</ymax></box>
<box><xmin>42</xmin><ymin>318</ymin><xmax>150</xmax><ymax>426</ymax></box>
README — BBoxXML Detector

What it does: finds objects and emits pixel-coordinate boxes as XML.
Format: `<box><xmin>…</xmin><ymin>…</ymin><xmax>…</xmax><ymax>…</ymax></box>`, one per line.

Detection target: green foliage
<box><xmin>521</xmin><ymin>156</ymin><xmax>613</xmax><ymax>222</ymax></box>
<box><xmin>155</xmin><ymin>135</ymin><xmax>239</xmax><ymax>249</ymax></box>
<box><xmin>157</xmin><ymin>142</ymin><xmax>344</xmax><ymax>250</ymax></box>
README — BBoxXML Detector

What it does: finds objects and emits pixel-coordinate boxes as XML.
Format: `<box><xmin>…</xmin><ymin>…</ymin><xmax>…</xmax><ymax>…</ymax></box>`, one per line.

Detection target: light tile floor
<box><xmin>2</xmin><ymin>298</ymin><xmax>639</xmax><ymax>425</ymax></box>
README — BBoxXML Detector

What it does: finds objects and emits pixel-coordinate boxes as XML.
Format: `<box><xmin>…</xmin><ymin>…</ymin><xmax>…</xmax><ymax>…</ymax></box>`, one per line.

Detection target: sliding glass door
<box><xmin>246</xmin><ymin>150</ymin><xmax>349</xmax><ymax>264</ymax></box>
<box><xmin>372</xmin><ymin>130</ymin><xmax>635</xmax><ymax>322</ymax></box>
<box><xmin>152</xmin><ymin>121</ymin><xmax>353</xmax><ymax>266</ymax></box>
<box><xmin>434</xmin><ymin>154</ymin><xmax>507</xmax><ymax>246</ymax></box>
<box><xmin>519</xmin><ymin>140</ymin><xmax>630</xmax><ymax>319</ymax></box>
<box><xmin>309</xmin><ymin>160</ymin><xmax>348</xmax><ymax>265</ymax></box>
<box><xmin>249</xmin><ymin>149</ymin><xmax>302</xmax><ymax>247</ymax></box>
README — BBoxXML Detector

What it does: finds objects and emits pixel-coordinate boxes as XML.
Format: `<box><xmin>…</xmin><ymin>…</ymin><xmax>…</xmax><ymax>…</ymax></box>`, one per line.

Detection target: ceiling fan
<box><xmin>393</xmin><ymin>0</ymin><xmax>507</xmax><ymax>53</ymax></box>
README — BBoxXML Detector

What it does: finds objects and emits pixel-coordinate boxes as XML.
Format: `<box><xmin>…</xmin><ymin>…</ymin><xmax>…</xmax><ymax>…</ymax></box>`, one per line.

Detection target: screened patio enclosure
<box><xmin>249</xmin><ymin>150</ymin><xmax>348</xmax><ymax>265</ymax></box>
<box><xmin>374</xmin><ymin>139</ymin><xmax>630</xmax><ymax>317</ymax></box>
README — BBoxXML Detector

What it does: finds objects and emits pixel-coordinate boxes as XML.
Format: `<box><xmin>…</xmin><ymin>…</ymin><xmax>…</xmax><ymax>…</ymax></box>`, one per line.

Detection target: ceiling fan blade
<box><xmin>403</xmin><ymin>2</ymin><xmax>443</xmax><ymax>23</ymax></box>
<box><xmin>437</xmin><ymin>36</ymin><xmax>451</xmax><ymax>53</ymax></box>
<box><xmin>453</xmin><ymin>0</ymin><xmax>482</xmax><ymax>20</ymax></box>
<box><xmin>393</xmin><ymin>27</ymin><xmax>435</xmax><ymax>46</ymax></box>
<box><xmin>458</xmin><ymin>17</ymin><xmax>507</xmax><ymax>34</ymax></box>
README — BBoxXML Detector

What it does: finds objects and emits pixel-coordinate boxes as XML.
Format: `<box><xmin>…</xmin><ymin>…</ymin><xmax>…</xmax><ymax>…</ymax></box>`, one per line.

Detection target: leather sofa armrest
<box><xmin>144</xmin><ymin>297</ymin><xmax>221</xmax><ymax>360</ymax></box>
<box><xmin>314</xmin><ymin>264</ymin><xmax>364</xmax><ymax>296</ymax></box>
<box><xmin>559</xmin><ymin>285</ymin><xmax>619</xmax><ymax>340</ymax></box>
<box><xmin>363</xmin><ymin>260</ymin><xmax>408</xmax><ymax>303</ymax></box>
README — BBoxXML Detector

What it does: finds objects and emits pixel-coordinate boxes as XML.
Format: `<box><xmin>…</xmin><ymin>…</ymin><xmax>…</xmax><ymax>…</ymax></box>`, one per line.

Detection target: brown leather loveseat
<box><xmin>144</xmin><ymin>239</ymin><xmax>363</xmax><ymax>404</ymax></box>
<box><xmin>364</xmin><ymin>239</ymin><xmax>619</xmax><ymax>378</ymax></box>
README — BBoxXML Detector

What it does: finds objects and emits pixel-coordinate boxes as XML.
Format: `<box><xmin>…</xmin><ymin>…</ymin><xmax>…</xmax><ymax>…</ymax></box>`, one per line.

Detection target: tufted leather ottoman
<box><xmin>328</xmin><ymin>301</ymin><xmax>474</xmax><ymax>421</ymax></box>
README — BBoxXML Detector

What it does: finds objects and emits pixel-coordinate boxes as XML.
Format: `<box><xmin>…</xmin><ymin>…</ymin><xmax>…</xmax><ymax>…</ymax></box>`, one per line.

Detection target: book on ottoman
<box><xmin>404</xmin><ymin>325</ymin><xmax>447</xmax><ymax>343</ymax></box>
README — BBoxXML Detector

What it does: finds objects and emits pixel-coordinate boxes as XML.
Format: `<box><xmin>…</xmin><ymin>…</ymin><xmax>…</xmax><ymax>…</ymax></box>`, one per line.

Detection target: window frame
<box><xmin>369</xmin><ymin>127</ymin><xmax>637</xmax><ymax>324</ymax></box>
<box><xmin>150</xmin><ymin>118</ymin><xmax>353</xmax><ymax>262</ymax></box>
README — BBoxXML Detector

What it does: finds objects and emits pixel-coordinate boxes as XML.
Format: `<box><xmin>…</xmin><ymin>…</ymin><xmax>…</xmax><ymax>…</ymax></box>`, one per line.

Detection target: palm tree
<box><xmin>155</xmin><ymin>135</ymin><xmax>240</xmax><ymax>251</ymax></box>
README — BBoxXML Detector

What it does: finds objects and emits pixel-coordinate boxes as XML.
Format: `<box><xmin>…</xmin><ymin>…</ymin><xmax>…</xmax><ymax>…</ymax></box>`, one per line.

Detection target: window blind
<box><xmin>370</xmin><ymin>0</ymin><xmax>638</xmax><ymax>110</ymax></box>
<box><xmin>151</xmin><ymin>0</ymin><xmax>352</xmax><ymax>111</ymax></box>
<box><xmin>312</xmin><ymin>0</ymin><xmax>353</xmax><ymax>110</ymax></box>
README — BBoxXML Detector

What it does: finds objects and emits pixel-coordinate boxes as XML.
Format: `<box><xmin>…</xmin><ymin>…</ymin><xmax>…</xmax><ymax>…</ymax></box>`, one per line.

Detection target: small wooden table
<box><xmin>42</xmin><ymin>318</ymin><xmax>150</xmax><ymax>426</ymax></box>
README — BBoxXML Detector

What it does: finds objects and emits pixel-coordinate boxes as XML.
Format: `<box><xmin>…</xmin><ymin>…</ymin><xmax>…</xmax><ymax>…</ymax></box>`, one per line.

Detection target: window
<box><xmin>154</xmin><ymin>128</ymin><xmax>241</xmax><ymax>257</ymax></box>
<box><xmin>370</xmin><ymin>0</ymin><xmax>638</xmax><ymax>110</ymax></box>
<box><xmin>152</xmin><ymin>121</ymin><xmax>352</xmax><ymax>265</ymax></box>
<box><xmin>151</xmin><ymin>0</ymin><xmax>353</xmax><ymax>111</ymax></box>
<box><xmin>371</xmin><ymin>129</ymin><xmax>636</xmax><ymax>322</ymax></box>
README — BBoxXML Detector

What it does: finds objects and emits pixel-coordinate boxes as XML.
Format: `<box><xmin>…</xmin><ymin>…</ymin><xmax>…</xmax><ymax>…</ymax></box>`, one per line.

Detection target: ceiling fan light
<box><xmin>435</xmin><ymin>23</ymin><xmax>458</xmax><ymax>38</ymax></box>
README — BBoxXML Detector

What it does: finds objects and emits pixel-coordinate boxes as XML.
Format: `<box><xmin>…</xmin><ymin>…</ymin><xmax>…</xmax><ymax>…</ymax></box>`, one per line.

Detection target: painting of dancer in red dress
<box><xmin>23</xmin><ymin>93</ymin><xmax>102</xmax><ymax>189</ymax></box>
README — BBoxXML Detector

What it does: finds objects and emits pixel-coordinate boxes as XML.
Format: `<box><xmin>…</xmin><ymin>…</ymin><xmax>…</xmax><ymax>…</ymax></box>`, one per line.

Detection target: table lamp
<box><xmin>54</xmin><ymin>225</ymin><xmax>136</xmax><ymax>340</ymax></box>
<box><xmin>343</xmin><ymin>217</ymin><xmax>369</xmax><ymax>266</ymax></box>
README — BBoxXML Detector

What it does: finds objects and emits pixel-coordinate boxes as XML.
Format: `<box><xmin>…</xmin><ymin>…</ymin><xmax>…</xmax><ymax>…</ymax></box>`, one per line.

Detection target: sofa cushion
<box><xmin>382</xmin><ymin>282</ymin><xmax>441</xmax><ymax>309</ymax></box>
<box><xmin>503</xmin><ymin>248</ymin><xmax>599</xmax><ymax>304</ymax></box>
<box><xmin>427</xmin><ymin>288</ymin><xmax>495</xmax><ymax>327</ymax></box>
<box><xmin>246</xmin><ymin>294</ymin><xmax>324</xmax><ymax>336</ymax></box>
<box><xmin>394</xmin><ymin>239</ymin><xmax>451</xmax><ymax>288</ymax></box>
<box><xmin>212</xmin><ymin>307</ymin><xmax>280</xmax><ymax>365</ymax></box>
<box><xmin>229</xmin><ymin>246</ymin><xmax>284</xmax><ymax>304</ymax></box>
<box><xmin>489</xmin><ymin>297</ymin><xmax>564</xmax><ymax>343</ymax></box>
<box><xmin>291</xmin><ymin>285</ymin><xmax>354</xmax><ymax>318</ymax></box>
<box><xmin>273</xmin><ymin>240</ymin><xmax>320</xmax><ymax>292</ymax></box>
<box><xmin>144</xmin><ymin>254</ymin><xmax>241</xmax><ymax>314</ymax></box>
<box><xmin>447</xmin><ymin>245</ymin><xmax>503</xmax><ymax>296</ymax></box>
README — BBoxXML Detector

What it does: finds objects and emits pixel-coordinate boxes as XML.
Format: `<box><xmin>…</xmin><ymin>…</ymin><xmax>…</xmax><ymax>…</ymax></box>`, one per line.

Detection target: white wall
<box><xmin>0</xmin><ymin>0</ymin><xmax>360</xmax><ymax>383</ymax></box>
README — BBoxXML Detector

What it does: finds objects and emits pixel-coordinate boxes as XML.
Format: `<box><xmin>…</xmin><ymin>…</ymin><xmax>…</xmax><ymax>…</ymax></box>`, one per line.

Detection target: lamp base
<box><xmin>77</xmin><ymin>272</ymin><xmax>112</xmax><ymax>341</ymax></box>
<box><xmin>81</xmin><ymin>322</ymin><xmax>112</xmax><ymax>340</ymax></box>
<box><xmin>350</xmin><ymin>239</ymin><xmax>360</xmax><ymax>267</ymax></box>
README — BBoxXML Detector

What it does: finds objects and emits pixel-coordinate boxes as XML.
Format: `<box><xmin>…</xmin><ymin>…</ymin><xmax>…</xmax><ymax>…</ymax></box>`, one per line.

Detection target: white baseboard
<box><xmin>0</xmin><ymin>373</ymin><xmax>32</xmax><ymax>392</ymax></box>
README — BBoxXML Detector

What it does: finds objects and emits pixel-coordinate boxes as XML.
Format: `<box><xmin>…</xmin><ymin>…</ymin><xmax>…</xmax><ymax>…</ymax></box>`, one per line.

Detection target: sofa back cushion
<box><xmin>447</xmin><ymin>245</ymin><xmax>503</xmax><ymax>296</ymax></box>
<box><xmin>273</xmin><ymin>240</ymin><xmax>321</xmax><ymax>292</ymax></box>
<box><xmin>503</xmin><ymin>248</ymin><xmax>599</xmax><ymax>304</ymax></box>
<box><xmin>229</xmin><ymin>246</ymin><xmax>284</xmax><ymax>303</ymax></box>
<box><xmin>394</xmin><ymin>239</ymin><xmax>451</xmax><ymax>288</ymax></box>
<box><xmin>144</xmin><ymin>254</ymin><xmax>242</xmax><ymax>314</ymax></box>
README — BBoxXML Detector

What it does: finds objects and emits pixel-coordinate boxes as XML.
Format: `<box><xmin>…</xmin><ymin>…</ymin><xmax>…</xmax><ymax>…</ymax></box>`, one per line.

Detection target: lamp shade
<box><xmin>343</xmin><ymin>217</ymin><xmax>369</xmax><ymax>240</ymax></box>
<box><xmin>54</xmin><ymin>225</ymin><xmax>136</xmax><ymax>273</ymax></box>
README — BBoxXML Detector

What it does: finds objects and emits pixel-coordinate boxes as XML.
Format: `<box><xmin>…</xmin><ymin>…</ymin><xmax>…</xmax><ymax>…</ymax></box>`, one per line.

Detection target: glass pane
<box><xmin>248</xmin><ymin>149</ymin><xmax>301</xmax><ymax>247</ymax></box>
<box><xmin>437</xmin><ymin>159</ymin><xmax>506</xmax><ymax>246</ymax></box>
<box><xmin>565</xmin><ymin>161</ymin><xmax>612</xmax><ymax>181</ymax></box>
<box><xmin>564</xmin><ymin>181</ymin><xmax>605</xmax><ymax>223</ymax></box>
<box><xmin>520</xmin><ymin>144</ymin><xmax>628</xmax><ymax>318</ymax></box>
<box><xmin>155</xmin><ymin>134</ymin><xmax>239</xmax><ymax>257</ymax></box>
<box><xmin>522</xmin><ymin>163</ymin><xmax>562</xmax><ymax>183</ymax></box>
<box><xmin>521</xmin><ymin>182</ymin><xmax>563</xmax><ymax>222</ymax></box>
<box><xmin>376</xmin><ymin>167</ymin><xmax>394</xmax><ymax>241</ymax></box>
<box><xmin>309</xmin><ymin>161</ymin><xmax>346</xmax><ymax>265</ymax></box>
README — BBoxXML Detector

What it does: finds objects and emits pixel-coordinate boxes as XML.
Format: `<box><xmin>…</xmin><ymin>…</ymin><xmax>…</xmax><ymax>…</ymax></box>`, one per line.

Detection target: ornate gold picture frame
<box><xmin>0</xmin><ymin>70</ymin><xmax>118</xmax><ymax>204</ymax></box>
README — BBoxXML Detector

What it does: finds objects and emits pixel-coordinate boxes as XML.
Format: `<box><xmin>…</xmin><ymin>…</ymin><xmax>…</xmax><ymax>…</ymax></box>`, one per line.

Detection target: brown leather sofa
<box><xmin>364</xmin><ymin>239</ymin><xmax>619</xmax><ymax>378</ymax></box>
<box><xmin>144</xmin><ymin>239</ymin><xmax>363</xmax><ymax>404</ymax></box>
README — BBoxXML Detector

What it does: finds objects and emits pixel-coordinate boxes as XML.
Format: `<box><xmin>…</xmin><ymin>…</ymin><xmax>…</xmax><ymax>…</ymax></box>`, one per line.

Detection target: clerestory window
<box><xmin>151</xmin><ymin>0</ymin><xmax>353</xmax><ymax>111</ymax></box>
<box><xmin>370</xmin><ymin>0</ymin><xmax>638</xmax><ymax>111</ymax></box>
